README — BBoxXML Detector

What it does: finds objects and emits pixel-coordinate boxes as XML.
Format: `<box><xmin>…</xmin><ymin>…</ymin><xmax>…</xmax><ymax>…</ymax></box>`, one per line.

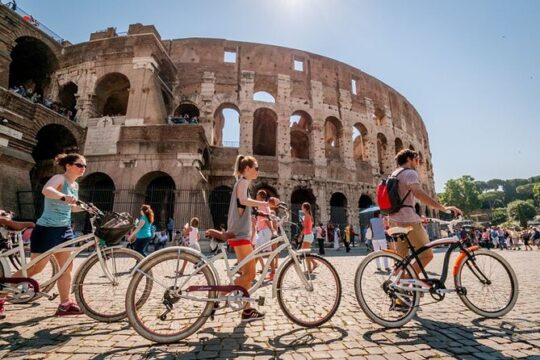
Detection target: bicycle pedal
<box><xmin>257</xmin><ymin>296</ymin><xmax>265</xmax><ymax>306</ymax></box>
<box><xmin>46</xmin><ymin>293</ymin><xmax>58</xmax><ymax>301</ymax></box>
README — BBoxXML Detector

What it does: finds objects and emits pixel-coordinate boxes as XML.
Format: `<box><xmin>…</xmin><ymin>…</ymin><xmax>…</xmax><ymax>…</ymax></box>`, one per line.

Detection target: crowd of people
<box><xmin>167</xmin><ymin>113</ymin><xmax>199</xmax><ymax>125</ymax></box>
<box><xmin>9</xmin><ymin>85</ymin><xmax>76</xmax><ymax>120</ymax></box>
<box><xmin>457</xmin><ymin>225</ymin><xmax>540</xmax><ymax>251</ymax></box>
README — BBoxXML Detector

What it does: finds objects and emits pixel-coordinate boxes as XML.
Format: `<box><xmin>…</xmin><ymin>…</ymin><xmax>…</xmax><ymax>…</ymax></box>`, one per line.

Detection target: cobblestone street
<box><xmin>1</xmin><ymin>248</ymin><xmax>539</xmax><ymax>359</ymax></box>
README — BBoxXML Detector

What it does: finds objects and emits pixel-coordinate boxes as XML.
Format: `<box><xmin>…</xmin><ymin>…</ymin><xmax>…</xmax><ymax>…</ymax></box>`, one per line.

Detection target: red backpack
<box><xmin>376</xmin><ymin>168</ymin><xmax>413</xmax><ymax>215</ymax></box>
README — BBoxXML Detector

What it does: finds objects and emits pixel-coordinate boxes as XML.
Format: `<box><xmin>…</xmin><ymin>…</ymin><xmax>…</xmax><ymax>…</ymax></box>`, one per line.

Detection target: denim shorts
<box><xmin>30</xmin><ymin>225</ymin><xmax>73</xmax><ymax>253</ymax></box>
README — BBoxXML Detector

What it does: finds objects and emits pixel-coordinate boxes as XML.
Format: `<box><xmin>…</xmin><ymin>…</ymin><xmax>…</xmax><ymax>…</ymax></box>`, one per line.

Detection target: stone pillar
<box><xmin>239</xmin><ymin>108</ymin><xmax>253</xmax><ymax>155</ymax></box>
<box><xmin>0</xmin><ymin>41</ymin><xmax>12</xmax><ymax>89</ymax></box>
<box><xmin>341</xmin><ymin>126</ymin><xmax>355</xmax><ymax>171</ymax></box>
<box><xmin>277</xmin><ymin>111</ymin><xmax>292</xmax><ymax>179</ymax></box>
<box><xmin>200</xmin><ymin>71</ymin><xmax>216</xmax><ymax>143</ymax></box>
<box><xmin>127</xmin><ymin>57</ymin><xmax>166</xmax><ymax>124</ymax></box>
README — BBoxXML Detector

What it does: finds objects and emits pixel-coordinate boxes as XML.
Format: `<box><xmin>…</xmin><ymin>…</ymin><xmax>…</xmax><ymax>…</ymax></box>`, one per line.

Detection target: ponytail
<box><xmin>233</xmin><ymin>154</ymin><xmax>256</xmax><ymax>179</ymax></box>
<box><xmin>141</xmin><ymin>204</ymin><xmax>154</xmax><ymax>224</ymax></box>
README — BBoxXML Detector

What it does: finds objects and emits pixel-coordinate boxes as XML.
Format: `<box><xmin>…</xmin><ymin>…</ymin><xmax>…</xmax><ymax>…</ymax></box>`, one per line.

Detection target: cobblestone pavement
<box><xmin>1</xmin><ymin>247</ymin><xmax>539</xmax><ymax>359</ymax></box>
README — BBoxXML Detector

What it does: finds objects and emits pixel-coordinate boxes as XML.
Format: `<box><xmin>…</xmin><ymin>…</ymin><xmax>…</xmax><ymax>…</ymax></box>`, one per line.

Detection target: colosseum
<box><xmin>0</xmin><ymin>5</ymin><xmax>436</xmax><ymax>236</ymax></box>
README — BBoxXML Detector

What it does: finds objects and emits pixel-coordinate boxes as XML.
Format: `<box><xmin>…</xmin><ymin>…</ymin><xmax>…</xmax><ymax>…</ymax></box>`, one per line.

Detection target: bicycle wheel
<box><xmin>126</xmin><ymin>248</ymin><xmax>217</xmax><ymax>343</ymax></box>
<box><xmin>354</xmin><ymin>251</ymin><xmax>419</xmax><ymax>328</ymax></box>
<box><xmin>455</xmin><ymin>249</ymin><xmax>518</xmax><ymax>318</ymax></box>
<box><xmin>74</xmin><ymin>247</ymin><xmax>145</xmax><ymax>322</ymax></box>
<box><xmin>276</xmin><ymin>253</ymin><xmax>341</xmax><ymax>327</ymax></box>
<box><xmin>8</xmin><ymin>255</ymin><xmax>60</xmax><ymax>304</ymax></box>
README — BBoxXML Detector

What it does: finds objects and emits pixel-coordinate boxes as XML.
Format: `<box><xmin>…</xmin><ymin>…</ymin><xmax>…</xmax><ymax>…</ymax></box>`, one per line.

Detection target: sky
<box><xmin>18</xmin><ymin>0</ymin><xmax>540</xmax><ymax>192</ymax></box>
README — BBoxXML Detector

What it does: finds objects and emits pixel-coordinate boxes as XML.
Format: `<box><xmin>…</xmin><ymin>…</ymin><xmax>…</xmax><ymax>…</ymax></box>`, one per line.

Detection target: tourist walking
<box><xmin>128</xmin><ymin>204</ymin><xmax>155</xmax><ymax>256</ymax></box>
<box><xmin>370</xmin><ymin>211</ymin><xmax>389</xmax><ymax>271</ymax></box>
<box><xmin>300</xmin><ymin>202</ymin><xmax>317</xmax><ymax>271</ymax></box>
<box><xmin>166</xmin><ymin>217</ymin><xmax>175</xmax><ymax>242</ymax></box>
<box><xmin>223</xmin><ymin>155</ymin><xmax>279</xmax><ymax>322</ymax></box>
<box><xmin>13</xmin><ymin>153</ymin><xmax>88</xmax><ymax>315</ymax></box>
<box><xmin>333</xmin><ymin>225</ymin><xmax>341</xmax><ymax>250</ymax></box>
<box><xmin>315</xmin><ymin>222</ymin><xmax>326</xmax><ymax>255</ymax></box>
<box><xmin>344</xmin><ymin>224</ymin><xmax>351</xmax><ymax>253</ymax></box>
<box><xmin>522</xmin><ymin>229</ymin><xmax>533</xmax><ymax>251</ymax></box>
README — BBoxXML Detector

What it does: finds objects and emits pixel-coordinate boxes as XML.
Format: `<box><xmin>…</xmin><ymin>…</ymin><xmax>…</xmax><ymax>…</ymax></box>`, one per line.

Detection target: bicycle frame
<box><xmin>132</xmin><ymin>208</ymin><xmax>313</xmax><ymax>304</ymax></box>
<box><xmin>387</xmin><ymin>234</ymin><xmax>484</xmax><ymax>295</ymax></box>
<box><xmin>0</xmin><ymin>231</ymin><xmax>118</xmax><ymax>295</ymax></box>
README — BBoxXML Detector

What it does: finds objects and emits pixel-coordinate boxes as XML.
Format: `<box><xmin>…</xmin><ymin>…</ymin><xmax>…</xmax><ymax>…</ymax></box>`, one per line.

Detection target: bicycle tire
<box><xmin>354</xmin><ymin>251</ymin><xmax>419</xmax><ymax>328</ymax></box>
<box><xmin>125</xmin><ymin>249</ymin><xmax>217</xmax><ymax>343</ymax></box>
<box><xmin>74</xmin><ymin>247</ymin><xmax>145</xmax><ymax>322</ymax></box>
<box><xmin>454</xmin><ymin>249</ymin><xmax>518</xmax><ymax>318</ymax></box>
<box><xmin>276</xmin><ymin>253</ymin><xmax>341</xmax><ymax>327</ymax></box>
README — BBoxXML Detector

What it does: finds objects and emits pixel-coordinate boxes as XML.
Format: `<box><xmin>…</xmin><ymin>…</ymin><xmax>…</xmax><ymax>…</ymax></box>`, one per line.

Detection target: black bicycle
<box><xmin>354</xmin><ymin>218</ymin><xmax>519</xmax><ymax>327</ymax></box>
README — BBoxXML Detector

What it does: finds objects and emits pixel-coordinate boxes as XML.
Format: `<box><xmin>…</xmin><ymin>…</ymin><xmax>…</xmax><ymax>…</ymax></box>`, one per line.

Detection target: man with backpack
<box><xmin>379</xmin><ymin>149</ymin><xmax>462</xmax><ymax>275</ymax></box>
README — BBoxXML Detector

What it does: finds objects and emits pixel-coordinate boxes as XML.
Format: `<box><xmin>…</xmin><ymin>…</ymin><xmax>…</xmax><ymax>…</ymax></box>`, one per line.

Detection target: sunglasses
<box><xmin>73</xmin><ymin>163</ymin><xmax>87</xmax><ymax>169</ymax></box>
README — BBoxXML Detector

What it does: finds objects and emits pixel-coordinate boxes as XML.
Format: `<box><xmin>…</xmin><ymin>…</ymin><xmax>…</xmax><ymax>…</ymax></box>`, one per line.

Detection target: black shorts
<box><xmin>30</xmin><ymin>225</ymin><xmax>74</xmax><ymax>253</ymax></box>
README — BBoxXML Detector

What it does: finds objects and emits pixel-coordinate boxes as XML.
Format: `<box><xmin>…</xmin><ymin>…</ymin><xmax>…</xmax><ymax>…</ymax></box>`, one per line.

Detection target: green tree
<box><xmin>490</xmin><ymin>208</ymin><xmax>507</xmax><ymax>226</ymax></box>
<box><xmin>507</xmin><ymin>200</ymin><xmax>536</xmax><ymax>227</ymax></box>
<box><xmin>503</xmin><ymin>178</ymin><xmax>529</xmax><ymax>203</ymax></box>
<box><xmin>475</xmin><ymin>180</ymin><xmax>490</xmax><ymax>193</ymax></box>
<box><xmin>486</xmin><ymin>179</ymin><xmax>505</xmax><ymax>191</ymax></box>
<box><xmin>439</xmin><ymin>176</ymin><xmax>481</xmax><ymax>215</ymax></box>
<box><xmin>478</xmin><ymin>191</ymin><xmax>505</xmax><ymax>209</ymax></box>
<box><xmin>534</xmin><ymin>183</ymin><xmax>540</xmax><ymax>205</ymax></box>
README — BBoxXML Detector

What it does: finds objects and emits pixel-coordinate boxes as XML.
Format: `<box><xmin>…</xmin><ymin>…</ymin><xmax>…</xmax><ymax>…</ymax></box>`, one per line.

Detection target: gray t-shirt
<box><xmin>227</xmin><ymin>177</ymin><xmax>252</xmax><ymax>240</ymax></box>
<box><xmin>388</xmin><ymin>167</ymin><xmax>421</xmax><ymax>224</ymax></box>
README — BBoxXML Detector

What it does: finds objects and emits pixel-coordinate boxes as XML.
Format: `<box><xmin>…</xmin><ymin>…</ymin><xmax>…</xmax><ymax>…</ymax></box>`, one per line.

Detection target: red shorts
<box><xmin>228</xmin><ymin>239</ymin><xmax>252</xmax><ymax>248</ymax></box>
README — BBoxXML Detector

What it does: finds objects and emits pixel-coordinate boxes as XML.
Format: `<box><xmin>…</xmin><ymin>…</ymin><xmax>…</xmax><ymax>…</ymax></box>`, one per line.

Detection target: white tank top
<box><xmin>189</xmin><ymin>227</ymin><xmax>199</xmax><ymax>246</ymax></box>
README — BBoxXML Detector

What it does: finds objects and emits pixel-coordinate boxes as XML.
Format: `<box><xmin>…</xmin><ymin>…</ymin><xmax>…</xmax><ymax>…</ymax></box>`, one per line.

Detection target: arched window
<box><xmin>58</xmin><ymin>82</ymin><xmax>78</xmax><ymax>119</ymax></box>
<box><xmin>324</xmin><ymin>117</ymin><xmax>343</xmax><ymax>160</ymax></box>
<box><xmin>209</xmin><ymin>186</ymin><xmax>232</xmax><ymax>228</ymax></box>
<box><xmin>9</xmin><ymin>36</ymin><xmax>58</xmax><ymax>96</ymax></box>
<box><xmin>80</xmin><ymin>173</ymin><xmax>115</xmax><ymax>212</ymax></box>
<box><xmin>290</xmin><ymin>110</ymin><xmax>312</xmax><ymax>159</ymax></box>
<box><xmin>377</xmin><ymin>133</ymin><xmax>388</xmax><ymax>175</ymax></box>
<box><xmin>135</xmin><ymin>172</ymin><xmax>176</xmax><ymax>229</ymax></box>
<box><xmin>394</xmin><ymin>138</ymin><xmax>404</xmax><ymax>154</ymax></box>
<box><xmin>213</xmin><ymin>103</ymin><xmax>240</xmax><ymax>147</ymax></box>
<box><xmin>94</xmin><ymin>73</ymin><xmax>130</xmax><ymax>117</ymax></box>
<box><xmin>253</xmin><ymin>91</ymin><xmax>275</xmax><ymax>103</ymax></box>
<box><xmin>352</xmin><ymin>123</ymin><xmax>368</xmax><ymax>161</ymax></box>
<box><xmin>253</xmin><ymin>108</ymin><xmax>277</xmax><ymax>156</ymax></box>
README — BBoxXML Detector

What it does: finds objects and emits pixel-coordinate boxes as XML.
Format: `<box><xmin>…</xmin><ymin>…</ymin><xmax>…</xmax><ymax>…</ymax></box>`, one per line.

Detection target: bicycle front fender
<box><xmin>453</xmin><ymin>245</ymin><xmax>479</xmax><ymax>276</ymax></box>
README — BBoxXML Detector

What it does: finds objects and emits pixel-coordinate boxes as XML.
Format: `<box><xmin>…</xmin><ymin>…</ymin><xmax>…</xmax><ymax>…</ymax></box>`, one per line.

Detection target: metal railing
<box><xmin>2</xmin><ymin>1</ymin><xmax>64</xmax><ymax>43</ymax></box>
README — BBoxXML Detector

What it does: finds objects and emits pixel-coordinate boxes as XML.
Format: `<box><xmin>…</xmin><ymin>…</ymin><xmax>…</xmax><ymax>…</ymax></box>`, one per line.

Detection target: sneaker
<box><xmin>55</xmin><ymin>300</ymin><xmax>83</xmax><ymax>316</ymax></box>
<box><xmin>241</xmin><ymin>308</ymin><xmax>265</xmax><ymax>323</ymax></box>
<box><xmin>0</xmin><ymin>299</ymin><xmax>5</xmax><ymax>320</ymax></box>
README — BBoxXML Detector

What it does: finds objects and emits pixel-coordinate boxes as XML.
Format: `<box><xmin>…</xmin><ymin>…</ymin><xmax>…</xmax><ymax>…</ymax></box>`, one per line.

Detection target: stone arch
<box><xmin>209</xmin><ymin>185</ymin><xmax>232</xmax><ymax>228</ymax></box>
<box><xmin>58</xmin><ymin>81</ymin><xmax>78</xmax><ymax>119</ymax></box>
<box><xmin>253</xmin><ymin>91</ymin><xmax>276</xmax><ymax>103</ymax></box>
<box><xmin>32</xmin><ymin>124</ymin><xmax>78</xmax><ymax>163</ymax></box>
<box><xmin>376</xmin><ymin>133</ymin><xmax>388</xmax><ymax>174</ymax></box>
<box><xmin>374</xmin><ymin>107</ymin><xmax>385</xmax><ymax>127</ymax></box>
<box><xmin>324</xmin><ymin>116</ymin><xmax>343</xmax><ymax>160</ymax></box>
<box><xmin>394</xmin><ymin>137</ymin><xmax>404</xmax><ymax>154</ymax></box>
<box><xmin>79</xmin><ymin>172</ymin><xmax>115</xmax><ymax>212</ymax></box>
<box><xmin>291</xmin><ymin>187</ymin><xmax>317</xmax><ymax>234</ymax></box>
<box><xmin>330</xmin><ymin>192</ymin><xmax>348</xmax><ymax>230</ymax></box>
<box><xmin>290</xmin><ymin>110</ymin><xmax>312</xmax><ymax>160</ymax></box>
<box><xmin>94</xmin><ymin>72</ymin><xmax>130</xmax><ymax>117</ymax></box>
<box><xmin>253</xmin><ymin>107</ymin><xmax>277</xmax><ymax>156</ymax></box>
<box><xmin>9</xmin><ymin>36</ymin><xmax>59</xmax><ymax>96</ymax></box>
<box><xmin>135</xmin><ymin>171</ymin><xmax>176</xmax><ymax>229</ymax></box>
<box><xmin>352</xmin><ymin>122</ymin><xmax>368</xmax><ymax>161</ymax></box>
<box><xmin>358</xmin><ymin>194</ymin><xmax>373</xmax><ymax>209</ymax></box>
<box><xmin>213</xmin><ymin>103</ymin><xmax>240</xmax><ymax>147</ymax></box>
<box><xmin>174</xmin><ymin>102</ymin><xmax>200</xmax><ymax>119</ymax></box>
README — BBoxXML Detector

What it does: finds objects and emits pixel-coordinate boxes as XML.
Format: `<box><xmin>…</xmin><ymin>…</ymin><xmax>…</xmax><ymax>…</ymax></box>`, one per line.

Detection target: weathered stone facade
<box><xmin>0</xmin><ymin>5</ymin><xmax>436</xmax><ymax>229</ymax></box>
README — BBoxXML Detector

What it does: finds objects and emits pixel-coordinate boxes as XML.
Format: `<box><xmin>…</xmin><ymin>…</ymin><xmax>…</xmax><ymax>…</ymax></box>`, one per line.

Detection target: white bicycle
<box><xmin>0</xmin><ymin>201</ymin><xmax>146</xmax><ymax>322</ymax></box>
<box><xmin>125</xmin><ymin>203</ymin><xmax>342</xmax><ymax>343</ymax></box>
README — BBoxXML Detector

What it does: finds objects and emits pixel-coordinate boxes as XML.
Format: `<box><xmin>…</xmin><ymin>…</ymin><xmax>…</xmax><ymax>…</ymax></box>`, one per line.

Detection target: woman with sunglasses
<box><xmin>16</xmin><ymin>153</ymin><xmax>88</xmax><ymax>315</ymax></box>
<box><xmin>227</xmin><ymin>155</ymin><xmax>279</xmax><ymax>322</ymax></box>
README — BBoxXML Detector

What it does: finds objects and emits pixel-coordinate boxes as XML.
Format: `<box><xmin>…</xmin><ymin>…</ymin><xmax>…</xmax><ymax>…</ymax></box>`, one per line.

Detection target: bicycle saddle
<box><xmin>205</xmin><ymin>229</ymin><xmax>235</xmax><ymax>242</ymax></box>
<box><xmin>387</xmin><ymin>226</ymin><xmax>413</xmax><ymax>237</ymax></box>
<box><xmin>0</xmin><ymin>218</ymin><xmax>35</xmax><ymax>231</ymax></box>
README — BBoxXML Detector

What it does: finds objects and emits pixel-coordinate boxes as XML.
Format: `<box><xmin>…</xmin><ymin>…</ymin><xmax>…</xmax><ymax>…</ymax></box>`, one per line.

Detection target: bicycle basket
<box><xmin>94</xmin><ymin>212</ymin><xmax>135</xmax><ymax>246</ymax></box>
